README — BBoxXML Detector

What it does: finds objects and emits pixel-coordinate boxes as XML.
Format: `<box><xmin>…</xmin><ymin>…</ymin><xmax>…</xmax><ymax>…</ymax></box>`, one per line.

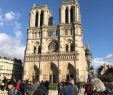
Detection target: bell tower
<box><xmin>29</xmin><ymin>4</ymin><xmax>53</xmax><ymax>27</ymax></box>
<box><xmin>26</xmin><ymin>4</ymin><xmax>53</xmax><ymax>55</ymax></box>
<box><xmin>58</xmin><ymin>0</ymin><xmax>88</xmax><ymax>82</ymax></box>
<box><xmin>24</xmin><ymin>4</ymin><xmax>53</xmax><ymax>80</ymax></box>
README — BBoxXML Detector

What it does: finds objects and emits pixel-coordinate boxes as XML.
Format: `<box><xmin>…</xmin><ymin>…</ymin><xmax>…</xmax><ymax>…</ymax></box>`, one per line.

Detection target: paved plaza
<box><xmin>0</xmin><ymin>89</ymin><xmax>85</xmax><ymax>95</ymax></box>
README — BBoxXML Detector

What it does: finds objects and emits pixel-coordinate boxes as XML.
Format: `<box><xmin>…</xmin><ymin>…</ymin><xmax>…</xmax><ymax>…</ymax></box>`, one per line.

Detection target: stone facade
<box><xmin>23</xmin><ymin>0</ymin><xmax>88</xmax><ymax>82</ymax></box>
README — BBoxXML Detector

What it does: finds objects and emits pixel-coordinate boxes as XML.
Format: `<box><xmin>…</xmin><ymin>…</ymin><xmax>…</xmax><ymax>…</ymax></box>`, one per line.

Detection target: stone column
<box><xmin>61</xmin><ymin>6</ymin><xmax>66</xmax><ymax>23</ymax></box>
<box><xmin>77</xmin><ymin>5</ymin><xmax>80</xmax><ymax>22</ymax></box>
<box><xmin>68</xmin><ymin>6</ymin><xmax>71</xmax><ymax>23</ymax></box>
<box><xmin>38</xmin><ymin>10</ymin><xmax>41</xmax><ymax>27</ymax></box>
<box><xmin>69</xmin><ymin>44</ymin><xmax>71</xmax><ymax>52</ymax></box>
<box><xmin>75</xmin><ymin>5</ymin><xmax>77</xmax><ymax>22</ymax></box>
<box><xmin>30</xmin><ymin>10</ymin><xmax>35</xmax><ymax>27</ymax></box>
<box><xmin>44</xmin><ymin>10</ymin><xmax>48</xmax><ymax>26</ymax></box>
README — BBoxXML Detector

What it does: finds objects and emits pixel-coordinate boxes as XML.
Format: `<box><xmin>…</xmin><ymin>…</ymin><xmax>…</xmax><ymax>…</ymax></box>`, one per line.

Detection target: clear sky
<box><xmin>0</xmin><ymin>0</ymin><xmax>113</xmax><ymax>66</ymax></box>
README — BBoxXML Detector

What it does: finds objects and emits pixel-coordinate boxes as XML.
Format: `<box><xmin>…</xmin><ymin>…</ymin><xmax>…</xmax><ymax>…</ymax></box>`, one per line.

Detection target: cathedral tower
<box><xmin>23</xmin><ymin>0</ymin><xmax>88</xmax><ymax>82</ymax></box>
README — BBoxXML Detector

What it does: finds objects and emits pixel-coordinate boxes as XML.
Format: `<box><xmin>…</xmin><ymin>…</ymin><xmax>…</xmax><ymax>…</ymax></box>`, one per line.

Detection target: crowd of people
<box><xmin>0</xmin><ymin>76</ymin><xmax>50</xmax><ymax>95</ymax></box>
<box><xmin>0</xmin><ymin>76</ymin><xmax>111</xmax><ymax>95</ymax></box>
<box><xmin>58</xmin><ymin>78</ymin><xmax>109</xmax><ymax>95</ymax></box>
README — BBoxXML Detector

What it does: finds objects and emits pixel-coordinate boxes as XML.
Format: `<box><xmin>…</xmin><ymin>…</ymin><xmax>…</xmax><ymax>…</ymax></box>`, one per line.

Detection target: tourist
<box><xmin>2</xmin><ymin>76</ymin><xmax>8</xmax><ymax>90</ymax></box>
<box><xmin>28</xmin><ymin>78</ymin><xmax>40</xmax><ymax>95</ymax></box>
<box><xmin>24</xmin><ymin>80</ymin><xmax>30</xmax><ymax>95</ymax></box>
<box><xmin>77</xmin><ymin>82</ymin><xmax>82</xmax><ymax>93</ymax></box>
<box><xmin>19</xmin><ymin>80</ymin><xmax>25</xmax><ymax>95</ymax></box>
<box><xmin>84</xmin><ymin>81</ymin><xmax>93</xmax><ymax>95</ymax></box>
<box><xmin>16</xmin><ymin>80</ymin><xmax>20</xmax><ymax>90</ymax></box>
<box><xmin>0</xmin><ymin>79</ymin><xmax>2</xmax><ymax>90</ymax></box>
<box><xmin>7</xmin><ymin>81</ymin><xmax>22</xmax><ymax>95</ymax></box>
<box><xmin>63</xmin><ymin>78</ymin><xmax>78</xmax><ymax>95</ymax></box>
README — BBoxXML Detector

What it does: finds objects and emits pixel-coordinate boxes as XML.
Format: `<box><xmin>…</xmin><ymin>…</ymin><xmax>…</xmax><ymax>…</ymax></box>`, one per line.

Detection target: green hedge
<box><xmin>49</xmin><ymin>83</ymin><xmax>58</xmax><ymax>90</ymax></box>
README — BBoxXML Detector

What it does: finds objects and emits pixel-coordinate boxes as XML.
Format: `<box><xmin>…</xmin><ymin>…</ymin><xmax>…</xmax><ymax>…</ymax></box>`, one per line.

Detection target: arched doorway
<box><xmin>34</xmin><ymin>65</ymin><xmax>40</xmax><ymax>81</ymax></box>
<box><xmin>67</xmin><ymin>63</ymin><xmax>76</xmax><ymax>82</ymax></box>
<box><xmin>50</xmin><ymin>62</ymin><xmax>59</xmax><ymax>83</ymax></box>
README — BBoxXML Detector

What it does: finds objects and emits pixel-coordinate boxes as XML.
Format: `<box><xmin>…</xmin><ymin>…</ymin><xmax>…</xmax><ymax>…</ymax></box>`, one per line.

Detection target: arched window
<box><xmin>70</xmin><ymin>44</ymin><xmax>74</xmax><ymax>52</ymax></box>
<box><xmin>65</xmin><ymin>7</ymin><xmax>68</xmax><ymax>23</ymax></box>
<box><xmin>40</xmin><ymin>11</ymin><xmax>44</xmax><ymax>26</ymax></box>
<box><xmin>38</xmin><ymin>46</ymin><xmax>41</xmax><ymax>54</ymax></box>
<box><xmin>66</xmin><ymin>44</ymin><xmax>69</xmax><ymax>52</ymax></box>
<box><xmin>65</xmin><ymin>29</ymin><xmax>68</xmax><ymax>35</ymax></box>
<box><xmin>35</xmin><ymin>12</ymin><xmax>38</xmax><ymax>27</ymax></box>
<box><xmin>70</xmin><ymin>6</ymin><xmax>75</xmax><ymax>23</ymax></box>
<box><xmin>33</xmin><ymin>46</ymin><xmax>36</xmax><ymax>54</ymax></box>
<box><xmin>71</xmin><ymin>28</ymin><xmax>73</xmax><ymax>35</ymax></box>
<box><xmin>49</xmin><ymin>17</ymin><xmax>53</xmax><ymax>25</ymax></box>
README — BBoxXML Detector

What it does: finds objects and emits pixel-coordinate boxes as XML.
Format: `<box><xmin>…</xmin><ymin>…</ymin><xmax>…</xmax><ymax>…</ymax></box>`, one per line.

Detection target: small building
<box><xmin>0</xmin><ymin>56</ymin><xmax>23</xmax><ymax>80</ymax></box>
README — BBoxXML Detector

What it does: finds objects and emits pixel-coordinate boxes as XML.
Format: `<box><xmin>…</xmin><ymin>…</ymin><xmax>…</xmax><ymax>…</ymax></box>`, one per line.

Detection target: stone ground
<box><xmin>1</xmin><ymin>89</ymin><xmax>113</xmax><ymax>95</ymax></box>
<box><xmin>0</xmin><ymin>90</ymin><xmax>84</xmax><ymax>95</ymax></box>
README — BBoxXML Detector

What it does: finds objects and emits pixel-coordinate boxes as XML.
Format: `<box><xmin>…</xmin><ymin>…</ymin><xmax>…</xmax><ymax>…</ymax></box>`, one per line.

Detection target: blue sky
<box><xmin>0</xmin><ymin>0</ymin><xmax>113</xmax><ymax>67</ymax></box>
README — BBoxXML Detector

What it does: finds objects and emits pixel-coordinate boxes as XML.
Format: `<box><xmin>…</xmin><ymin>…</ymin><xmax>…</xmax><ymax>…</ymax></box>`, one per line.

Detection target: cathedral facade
<box><xmin>23</xmin><ymin>0</ymin><xmax>88</xmax><ymax>83</ymax></box>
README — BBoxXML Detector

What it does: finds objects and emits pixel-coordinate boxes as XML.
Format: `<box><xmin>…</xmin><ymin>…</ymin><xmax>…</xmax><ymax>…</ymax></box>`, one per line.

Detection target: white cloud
<box><xmin>92</xmin><ymin>54</ymin><xmax>113</xmax><ymax>68</ymax></box>
<box><xmin>14</xmin><ymin>21</ymin><xmax>22</xmax><ymax>40</ymax></box>
<box><xmin>0</xmin><ymin>9</ymin><xmax>25</xmax><ymax>59</ymax></box>
<box><xmin>0</xmin><ymin>33</ymin><xmax>25</xmax><ymax>59</ymax></box>
<box><xmin>4</xmin><ymin>11</ymin><xmax>16</xmax><ymax>21</ymax></box>
<box><xmin>0</xmin><ymin>10</ymin><xmax>19</xmax><ymax>27</ymax></box>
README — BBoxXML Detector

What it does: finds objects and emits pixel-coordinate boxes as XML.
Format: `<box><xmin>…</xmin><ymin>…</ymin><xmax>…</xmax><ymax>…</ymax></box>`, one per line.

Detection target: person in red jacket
<box><xmin>16</xmin><ymin>80</ymin><xmax>20</xmax><ymax>90</ymax></box>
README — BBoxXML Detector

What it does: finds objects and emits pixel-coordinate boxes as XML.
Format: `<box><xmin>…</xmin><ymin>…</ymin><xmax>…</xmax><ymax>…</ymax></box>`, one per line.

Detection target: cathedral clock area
<box><xmin>23</xmin><ymin>0</ymin><xmax>88</xmax><ymax>83</ymax></box>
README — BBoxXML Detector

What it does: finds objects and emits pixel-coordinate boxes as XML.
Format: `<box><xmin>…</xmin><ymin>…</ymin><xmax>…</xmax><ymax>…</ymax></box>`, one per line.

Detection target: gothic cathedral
<box><xmin>23</xmin><ymin>0</ymin><xmax>88</xmax><ymax>83</ymax></box>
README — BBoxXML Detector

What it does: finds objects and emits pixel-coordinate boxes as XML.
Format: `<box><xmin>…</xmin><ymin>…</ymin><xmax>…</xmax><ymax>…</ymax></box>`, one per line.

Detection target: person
<box><xmin>19</xmin><ymin>80</ymin><xmax>25</xmax><ymax>95</ymax></box>
<box><xmin>7</xmin><ymin>81</ymin><xmax>22</xmax><ymax>95</ymax></box>
<box><xmin>84</xmin><ymin>81</ymin><xmax>93</xmax><ymax>95</ymax></box>
<box><xmin>16</xmin><ymin>80</ymin><xmax>20</xmax><ymax>90</ymax></box>
<box><xmin>77</xmin><ymin>82</ymin><xmax>82</xmax><ymax>93</ymax></box>
<box><xmin>0</xmin><ymin>79</ymin><xmax>2</xmax><ymax>90</ymax></box>
<box><xmin>28</xmin><ymin>78</ymin><xmax>40</xmax><ymax>95</ymax></box>
<box><xmin>63</xmin><ymin>78</ymin><xmax>78</xmax><ymax>95</ymax></box>
<box><xmin>2</xmin><ymin>76</ymin><xmax>8</xmax><ymax>90</ymax></box>
<box><xmin>45</xmin><ymin>81</ymin><xmax>50</xmax><ymax>94</ymax></box>
<box><xmin>24</xmin><ymin>80</ymin><xmax>30</xmax><ymax>95</ymax></box>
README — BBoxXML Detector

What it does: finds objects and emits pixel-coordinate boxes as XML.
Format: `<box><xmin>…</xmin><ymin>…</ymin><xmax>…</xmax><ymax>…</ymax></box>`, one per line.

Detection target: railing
<box><xmin>25</xmin><ymin>52</ymin><xmax>78</xmax><ymax>62</ymax></box>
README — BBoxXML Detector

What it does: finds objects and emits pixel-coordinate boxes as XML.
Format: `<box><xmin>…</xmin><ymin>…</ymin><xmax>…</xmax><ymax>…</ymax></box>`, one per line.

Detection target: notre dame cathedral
<box><xmin>23</xmin><ymin>0</ymin><xmax>88</xmax><ymax>83</ymax></box>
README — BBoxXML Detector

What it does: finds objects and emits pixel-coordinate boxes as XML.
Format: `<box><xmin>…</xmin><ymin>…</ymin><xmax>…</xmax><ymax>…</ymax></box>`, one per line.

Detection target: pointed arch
<box><xmin>50</xmin><ymin>62</ymin><xmax>59</xmax><ymax>83</ymax></box>
<box><xmin>70</xmin><ymin>43</ymin><xmax>75</xmax><ymax>52</ymax></box>
<box><xmin>33</xmin><ymin>46</ymin><xmax>36</xmax><ymax>54</ymax></box>
<box><xmin>65</xmin><ymin>7</ymin><xmax>68</xmax><ymax>23</ymax></box>
<box><xmin>67</xmin><ymin>63</ymin><xmax>76</xmax><ymax>82</ymax></box>
<box><xmin>70</xmin><ymin>6</ymin><xmax>75</xmax><ymax>23</ymax></box>
<box><xmin>40</xmin><ymin>10</ymin><xmax>44</xmax><ymax>26</ymax></box>
<box><xmin>66</xmin><ymin>44</ymin><xmax>69</xmax><ymax>52</ymax></box>
<box><xmin>34</xmin><ymin>64</ymin><xmax>40</xmax><ymax>80</ymax></box>
<box><xmin>38</xmin><ymin>45</ymin><xmax>41</xmax><ymax>54</ymax></box>
<box><xmin>35</xmin><ymin>12</ymin><xmax>38</xmax><ymax>27</ymax></box>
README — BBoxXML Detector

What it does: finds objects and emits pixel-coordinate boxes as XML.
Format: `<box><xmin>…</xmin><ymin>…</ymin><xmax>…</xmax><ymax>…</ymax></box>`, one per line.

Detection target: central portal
<box><xmin>50</xmin><ymin>62</ymin><xmax>59</xmax><ymax>83</ymax></box>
